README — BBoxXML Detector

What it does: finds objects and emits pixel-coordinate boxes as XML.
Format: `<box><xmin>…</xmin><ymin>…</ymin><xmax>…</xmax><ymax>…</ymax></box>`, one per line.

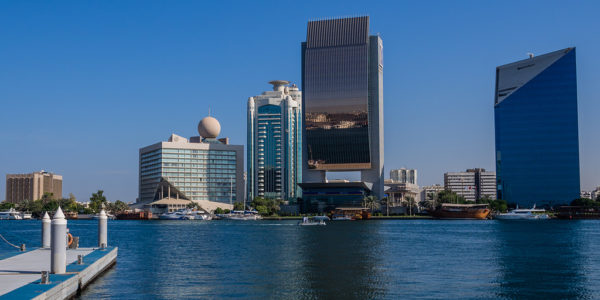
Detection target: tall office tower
<box><xmin>138</xmin><ymin>116</ymin><xmax>244</xmax><ymax>206</ymax></box>
<box><xmin>390</xmin><ymin>168</ymin><xmax>417</xmax><ymax>185</ymax></box>
<box><xmin>495</xmin><ymin>48</ymin><xmax>580</xmax><ymax>207</ymax></box>
<box><xmin>6</xmin><ymin>171</ymin><xmax>62</xmax><ymax>204</ymax></box>
<box><xmin>301</xmin><ymin>16</ymin><xmax>384</xmax><ymax>206</ymax></box>
<box><xmin>444</xmin><ymin>168</ymin><xmax>496</xmax><ymax>202</ymax></box>
<box><xmin>247</xmin><ymin>80</ymin><xmax>302</xmax><ymax>201</ymax></box>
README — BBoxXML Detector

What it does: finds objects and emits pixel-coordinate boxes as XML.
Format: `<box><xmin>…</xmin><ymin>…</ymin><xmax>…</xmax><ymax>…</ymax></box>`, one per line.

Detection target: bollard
<box><xmin>98</xmin><ymin>209</ymin><xmax>108</xmax><ymax>248</ymax></box>
<box><xmin>77</xmin><ymin>254</ymin><xmax>83</xmax><ymax>265</ymax></box>
<box><xmin>51</xmin><ymin>207</ymin><xmax>67</xmax><ymax>274</ymax></box>
<box><xmin>42</xmin><ymin>212</ymin><xmax>51</xmax><ymax>248</ymax></box>
<box><xmin>40</xmin><ymin>271</ymin><xmax>49</xmax><ymax>284</ymax></box>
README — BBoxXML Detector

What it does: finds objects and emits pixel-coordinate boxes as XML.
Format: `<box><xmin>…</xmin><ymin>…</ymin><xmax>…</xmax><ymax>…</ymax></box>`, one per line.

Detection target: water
<box><xmin>2</xmin><ymin>219</ymin><xmax>600</xmax><ymax>299</ymax></box>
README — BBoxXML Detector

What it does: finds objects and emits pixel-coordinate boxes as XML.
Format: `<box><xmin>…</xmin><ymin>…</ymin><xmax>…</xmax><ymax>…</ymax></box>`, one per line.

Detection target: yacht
<box><xmin>218</xmin><ymin>210</ymin><xmax>262</xmax><ymax>220</ymax></box>
<box><xmin>298</xmin><ymin>217</ymin><xmax>326</xmax><ymax>226</ymax></box>
<box><xmin>0</xmin><ymin>208</ymin><xmax>23</xmax><ymax>220</ymax></box>
<box><xmin>159</xmin><ymin>210</ymin><xmax>191</xmax><ymax>220</ymax></box>
<box><xmin>495</xmin><ymin>206</ymin><xmax>549</xmax><ymax>220</ymax></box>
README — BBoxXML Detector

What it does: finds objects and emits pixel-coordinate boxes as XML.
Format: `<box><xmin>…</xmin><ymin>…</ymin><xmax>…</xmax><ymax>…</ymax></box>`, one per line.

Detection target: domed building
<box><xmin>137</xmin><ymin>114</ymin><xmax>244</xmax><ymax>211</ymax></box>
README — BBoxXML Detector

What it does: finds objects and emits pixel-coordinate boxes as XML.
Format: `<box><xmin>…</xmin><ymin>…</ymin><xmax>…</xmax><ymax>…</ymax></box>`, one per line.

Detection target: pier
<box><xmin>0</xmin><ymin>208</ymin><xmax>117</xmax><ymax>299</ymax></box>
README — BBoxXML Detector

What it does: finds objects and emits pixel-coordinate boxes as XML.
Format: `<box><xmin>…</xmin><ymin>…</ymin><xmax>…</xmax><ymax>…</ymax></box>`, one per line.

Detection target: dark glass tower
<box><xmin>495</xmin><ymin>48</ymin><xmax>580</xmax><ymax>207</ymax></box>
<box><xmin>301</xmin><ymin>16</ymin><xmax>384</xmax><ymax>200</ymax></box>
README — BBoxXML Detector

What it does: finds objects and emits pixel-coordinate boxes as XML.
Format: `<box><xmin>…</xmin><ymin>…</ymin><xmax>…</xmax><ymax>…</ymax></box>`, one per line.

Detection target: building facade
<box><xmin>495</xmin><ymin>48</ymin><xmax>580</xmax><ymax>207</ymax></box>
<box><xmin>5</xmin><ymin>171</ymin><xmax>62</xmax><ymax>204</ymax></box>
<box><xmin>420</xmin><ymin>184</ymin><xmax>445</xmax><ymax>205</ymax></box>
<box><xmin>138</xmin><ymin>116</ymin><xmax>244</xmax><ymax>206</ymax></box>
<box><xmin>247</xmin><ymin>80</ymin><xmax>302</xmax><ymax>201</ymax></box>
<box><xmin>301</xmin><ymin>16</ymin><xmax>384</xmax><ymax>208</ymax></box>
<box><xmin>444</xmin><ymin>168</ymin><xmax>496</xmax><ymax>202</ymax></box>
<box><xmin>390</xmin><ymin>168</ymin><xmax>417</xmax><ymax>185</ymax></box>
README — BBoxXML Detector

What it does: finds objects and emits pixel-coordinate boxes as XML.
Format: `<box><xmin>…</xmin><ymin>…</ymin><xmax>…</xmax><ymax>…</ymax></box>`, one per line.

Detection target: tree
<box><xmin>437</xmin><ymin>190</ymin><xmax>466</xmax><ymax>205</ymax></box>
<box><xmin>362</xmin><ymin>195</ymin><xmax>380</xmax><ymax>212</ymax></box>
<box><xmin>187</xmin><ymin>201</ymin><xmax>201</xmax><ymax>210</ymax></box>
<box><xmin>250</xmin><ymin>197</ymin><xmax>282</xmax><ymax>216</ymax></box>
<box><xmin>107</xmin><ymin>200</ymin><xmax>130</xmax><ymax>214</ymax></box>
<box><xmin>380</xmin><ymin>197</ymin><xmax>390</xmax><ymax>216</ymax></box>
<box><xmin>89</xmin><ymin>190</ymin><xmax>107</xmax><ymax>213</ymax></box>
<box><xmin>406</xmin><ymin>196</ymin><xmax>416</xmax><ymax>215</ymax></box>
<box><xmin>214</xmin><ymin>207</ymin><xmax>224</xmax><ymax>214</ymax></box>
<box><xmin>571</xmin><ymin>198</ymin><xmax>598</xmax><ymax>207</ymax></box>
<box><xmin>233</xmin><ymin>201</ymin><xmax>245</xmax><ymax>211</ymax></box>
<box><xmin>0</xmin><ymin>202</ymin><xmax>15</xmax><ymax>210</ymax></box>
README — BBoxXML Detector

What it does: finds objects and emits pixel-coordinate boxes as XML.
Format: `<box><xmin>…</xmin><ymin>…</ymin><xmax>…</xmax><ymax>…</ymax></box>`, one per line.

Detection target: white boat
<box><xmin>20</xmin><ymin>212</ymin><xmax>32</xmax><ymax>220</ymax></box>
<box><xmin>159</xmin><ymin>210</ymin><xmax>190</xmax><ymax>220</ymax></box>
<box><xmin>495</xmin><ymin>206</ymin><xmax>549</xmax><ymax>220</ymax></box>
<box><xmin>331</xmin><ymin>215</ymin><xmax>353</xmax><ymax>221</ymax></box>
<box><xmin>298</xmin><ymin>217</ymin><xmax>326</xmax><ymax>226</ymax></box>
<box><xmin>218</xmin><ymin>210</ymin><xmax>262</xmax><ymax>220</ymax></box>
<box><xmin>0</xmin><ymin>208</ymin><xmax>23</xmax><ymax>220</ymax></box>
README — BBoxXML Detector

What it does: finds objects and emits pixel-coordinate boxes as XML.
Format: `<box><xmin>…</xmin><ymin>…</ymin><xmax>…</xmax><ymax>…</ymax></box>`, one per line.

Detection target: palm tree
<box><xmin>362</xmin><ymin>195</ymin><xmax>380</xmax><ymax>212</ymax></box>
<box><xmin>406</xmin><ymin>196</ymin><xmax>416</xmax><ymax>216</ymax></box>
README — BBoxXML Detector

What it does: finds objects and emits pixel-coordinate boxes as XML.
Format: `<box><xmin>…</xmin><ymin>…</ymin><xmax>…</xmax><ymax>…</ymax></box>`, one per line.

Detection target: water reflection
<box><xmin>295</xmin><ymin>221</ymin><xmax>386</xmax><ymax>299</ymax></box>
<box><xmin>493</xmin><ymin>220</ymin><xmax>590</xmax><ymax>299</ymax></box>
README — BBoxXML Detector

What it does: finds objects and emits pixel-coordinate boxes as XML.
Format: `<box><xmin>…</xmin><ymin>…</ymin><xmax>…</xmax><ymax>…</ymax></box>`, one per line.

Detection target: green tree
<box><xmin>186</xmin><ymin>201</ymin><xmax>201</xmax><ymax>210</ymax></box>
<box><xmin>107</xmin><ymin>200</ymin><xmax>130</xmax><ymax>214</ymax></box>
<box><xmin>380</xmin><ymin>197</ymin><xmax>390</xmax><ymax>216</ymax></box>
<box><xmin>233</xmin><ymin>201</ymin><xmax>245</xmax><ymax>211</ymax></box>
<box><xmin>406</xmin><ymin>196</ymin><xmax>416</xmax><ymax>215</ymax></box>
<box><xmin>0</xmin><ymin>202</ymin><xmax>15</xmax><ymax>210</ymax></box>
<box><xmin>214</xmin><ymin>207</ymin><xmax>224</xmax><ymax>214</ymax></box>
<box><xmin>362</xmin><ymin>195</ymin><xmax>380</xmax><ymax>212</ymax></box>
<box><xmin>89</xmin><ymin>190</ymin><xmax>107</xmax><ymax>213</ymax></box>
<box><xmin>571</xmin><ymin>198</ymin><xmax>598</xmax><ymax>207</ymax></box>
<box><xmin>250</xmin><ymin>197</ymin><xmax>282</xmax><ymax>216</ymax></box>
<box><xmin>437</xmin><ymin>190</ymin><xmax>466</xmax><ymax>205</ymax></box>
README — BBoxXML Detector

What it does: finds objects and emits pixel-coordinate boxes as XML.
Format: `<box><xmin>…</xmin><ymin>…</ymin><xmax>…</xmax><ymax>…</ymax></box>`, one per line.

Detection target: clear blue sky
<box><xmin>1</xmin><ymin>0</ymin><xmax>599</xmax><ymax>202</ymax></box>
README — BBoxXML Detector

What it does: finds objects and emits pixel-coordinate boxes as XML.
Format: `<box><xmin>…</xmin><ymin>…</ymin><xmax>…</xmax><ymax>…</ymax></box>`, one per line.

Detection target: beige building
<box><xmin>6</xmin><ymin>171</ymin><xmax>63</xmax><ymax>204</ymax></box>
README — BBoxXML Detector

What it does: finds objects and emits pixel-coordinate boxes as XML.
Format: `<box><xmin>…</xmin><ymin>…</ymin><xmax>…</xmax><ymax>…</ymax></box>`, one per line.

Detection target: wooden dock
<box><xmin>0</xmin><ymin>247</ymin><xmax>117</xmax><ymax>299</ymax></box>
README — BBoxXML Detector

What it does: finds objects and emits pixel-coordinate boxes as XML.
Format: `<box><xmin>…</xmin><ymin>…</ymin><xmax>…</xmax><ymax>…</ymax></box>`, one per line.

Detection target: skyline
<box><xmin>1</xmin><ymin>0</ymin><xmax>600</xmax><ymax>202</ymax></box>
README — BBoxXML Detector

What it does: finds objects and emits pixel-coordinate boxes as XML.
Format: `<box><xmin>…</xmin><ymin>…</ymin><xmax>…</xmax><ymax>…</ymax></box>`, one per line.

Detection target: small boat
<box><xmin>0</xmin><ymin>208</ymin><xmax>23</xmax><ymax>220</ymax></box>
<box><xmin>430</xmin><ymin>203</ymin><xmax>490</xmax><ymax>220</ymax></box>
<box><xmin>20</xmin><ymin>212</ymin><xmax>32</xmax><ymax>220</ymax></box>
<box><xmin>159</xmin><ymin>210</ymin><xmax>190</xmax><ymax>220</ymax></box>
<box><xmin>298</xmin><ymin>217</ymin><xmax>326</xmax><ymax>226</ymax></box>
<box><xmin>495</xmin><ymin>206</ymin><xmax>549</xmax><ymax>220</ymax></box>
<box><xmin>331</xmin><ymin>215</ymin><xmax>353</xmax><ymax>221</ymax></box>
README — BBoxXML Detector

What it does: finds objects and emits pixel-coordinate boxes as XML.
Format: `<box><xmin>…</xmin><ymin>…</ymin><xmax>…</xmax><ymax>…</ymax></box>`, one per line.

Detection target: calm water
<box><xmin>2</xmin><ymin>219</ymin><xmax>600</xmax><ymax>299</ymax></box>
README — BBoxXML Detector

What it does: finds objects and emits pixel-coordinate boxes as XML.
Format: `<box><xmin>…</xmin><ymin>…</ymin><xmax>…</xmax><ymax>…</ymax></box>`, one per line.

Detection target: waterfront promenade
<box><xmin>0</xmin><ymin>247</ymin><xmax>117</xmax><ymax>299</ymax></box>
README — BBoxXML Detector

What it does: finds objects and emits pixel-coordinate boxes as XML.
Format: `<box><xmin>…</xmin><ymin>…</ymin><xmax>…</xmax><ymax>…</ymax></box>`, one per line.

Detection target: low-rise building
<box><xmin>5</xmin><ymin>171</ymin><xmax>62</xmax><ymax>204</ymax></box>
<box><xmin>420</xmin><ymin>184</ymin><xmax>445</xmax><ymax>205</ymax></box>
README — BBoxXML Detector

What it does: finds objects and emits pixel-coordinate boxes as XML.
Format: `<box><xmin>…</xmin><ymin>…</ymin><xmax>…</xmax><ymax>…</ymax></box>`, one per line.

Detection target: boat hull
<box><xmin>431</xmin><ymin>209</ymin><xmax>490</xmax><ymax>220</ymax></box>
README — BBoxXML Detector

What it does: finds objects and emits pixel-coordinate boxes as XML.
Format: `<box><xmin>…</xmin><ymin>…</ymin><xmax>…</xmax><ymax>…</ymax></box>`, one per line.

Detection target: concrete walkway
<box><xmin>0</xmin><ymin>248</ymin><xmax>93</xmax><ymax>296</ymax></box>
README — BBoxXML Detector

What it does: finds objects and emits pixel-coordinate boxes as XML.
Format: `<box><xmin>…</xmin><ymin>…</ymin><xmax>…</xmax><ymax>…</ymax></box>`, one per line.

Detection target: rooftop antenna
<box><xmin>527</xmin><ymin>52</ymin><xmax>534</xmax><ymax>59</ymax></box>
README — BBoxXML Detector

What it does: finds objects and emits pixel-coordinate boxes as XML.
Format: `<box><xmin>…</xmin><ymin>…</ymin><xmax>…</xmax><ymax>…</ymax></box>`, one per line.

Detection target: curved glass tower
<box><xmin>494</xmin><ymin>48</ymin><xmax>580</xmax><ymax>207</ymax></box>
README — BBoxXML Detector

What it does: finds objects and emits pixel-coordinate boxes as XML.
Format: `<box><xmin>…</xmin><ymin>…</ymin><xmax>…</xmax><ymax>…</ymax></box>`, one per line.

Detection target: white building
<box><xmin>389</xmin><ymin>168</ymin><xmax>417</xmax><ymax>185</ymax></box>
<box><xmin>444</xmin><ymin>168</ymin><xmax>496</xmax><ymax>202</ymax></box>
<box><xmin>138</xmin><ymin>116</ymin><xmax>244</xmax><ymax>208</ymax></box>
<box><xmin>420</xmin><ymin>184</ymin><xmax>445</xmax><ymax>204</ymax></box>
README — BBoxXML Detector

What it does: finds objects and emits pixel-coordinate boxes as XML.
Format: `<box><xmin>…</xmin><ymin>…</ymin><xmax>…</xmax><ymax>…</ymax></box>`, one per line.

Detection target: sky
<box><xmin>1</xmin><ymin>0</ymin><xmax>599</xmax><ymax>202</ymax></box>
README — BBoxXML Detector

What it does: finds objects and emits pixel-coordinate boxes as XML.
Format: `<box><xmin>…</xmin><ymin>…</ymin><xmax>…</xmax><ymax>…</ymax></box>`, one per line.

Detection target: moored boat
<box><xmin>556</xmin><ymin>206</ymin><xmax>600</xmax><ymax>219</ymax></box>
<box><xmin>430</xmin><ymin>203</ymin><xmax>490</xmax><ymax>220</ymax></box>
<box><xmin>495</xmin><ymin>206</ymin><xmax>549</xmax><ymax>220</ymax></box>
<box><xmin>298</xmin><ymin>217</ymin><xmax>326</xmax><ymax>226</ymax></box>
<box><xmin>0</xmin><ymin>208</ymin><xmax>23</xmax><ymax>220</ymax></box>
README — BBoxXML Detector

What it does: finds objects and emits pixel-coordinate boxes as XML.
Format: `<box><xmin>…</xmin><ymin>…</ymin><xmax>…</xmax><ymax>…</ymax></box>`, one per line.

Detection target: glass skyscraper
<box><xmin>247</xmin><ymin>81</ymin><xmax>302</xmax><ymax>201</ymax></box>
<box><xmin>494</xmin><ymin>47</ymin><xmax>580</xmax><ymax>207</ymax></box>
<box><xmin>301</xmin><ymin>16</ymin><xmax>384</xmax><ymax>200</ymax></box>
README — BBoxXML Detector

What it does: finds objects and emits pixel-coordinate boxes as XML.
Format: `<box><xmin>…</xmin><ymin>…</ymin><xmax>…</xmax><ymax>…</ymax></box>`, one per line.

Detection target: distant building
<box><xmin>420</xmin><ymin>184</ymin><xmax>445</xmax><ymax>204</ymax></box>
<box><xmin>300</xmin><ymin>16</ymin><xmax>384</xmax><ymax>212</ymax></box>
<box><xmin>138</xmin><ymin>116</ymin><xmax>244</xmax><ymax>208</ymax></box>
<box><xmin>581</xmin><ymin>191</ymin><xmax>592</xmax><ymax>199</ymax></box>
<box><xmin>247</xmin><ymin>80</ymin><xmax>302</xmax><ymax>201</ymax></box>
<box><xmin>390</xmin><ymin>168</ymin><xmax>417</xmax><ymax>185</ymax></box>
<box><xmin>444</xmin><ymin>169</ymin><xmax>496</xmax><ymax>202</ymax></box>
<box><xmin>592</xmin><ymin>187</ymin><xmax>600</xmax><ymax>201</ymax></box>
<box><xmin>5</xmin><ymin>171</ymin><xmax>62</xmax><ymax>204</ymax></box>
<box><xmin>385</xmin><ymin>169</ymin><xmax>419</xmax><ymax>208</ymax></box>
<box><xmin>495</xmin><ymin>48</ymin><xmax>580</xmax><ymax>207</ymax></box>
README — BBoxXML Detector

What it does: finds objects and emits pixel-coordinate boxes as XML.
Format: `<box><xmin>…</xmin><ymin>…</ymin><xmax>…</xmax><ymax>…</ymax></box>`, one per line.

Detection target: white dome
<box><xmin>198</xmin><ymin>116</ymin><xmax>221</xmax><ymax>138</ymax></box>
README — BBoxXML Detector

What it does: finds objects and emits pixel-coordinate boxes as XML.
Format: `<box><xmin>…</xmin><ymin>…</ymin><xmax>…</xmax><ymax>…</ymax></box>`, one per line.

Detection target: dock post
<box><xmin>98</xmin><ymin>209</ymin><xmax>107</xmax><ymax>248</ymax></box>
<box><xmin>42</xmin><ymin>212</ymin><xmax>51</xmax><ymax>248</ymax></box>
<box><xmin>51</xmin><ymin>207</ymin><xmax>67</xmax><ymax>274</ymax></box>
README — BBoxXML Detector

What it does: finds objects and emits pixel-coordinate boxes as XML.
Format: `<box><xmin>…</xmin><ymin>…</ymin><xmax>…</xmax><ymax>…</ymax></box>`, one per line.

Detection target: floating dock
<box><xmin>0</xmin><ymin>247</ymin><xmax>117</xmax><ymax>299</ymax></box>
